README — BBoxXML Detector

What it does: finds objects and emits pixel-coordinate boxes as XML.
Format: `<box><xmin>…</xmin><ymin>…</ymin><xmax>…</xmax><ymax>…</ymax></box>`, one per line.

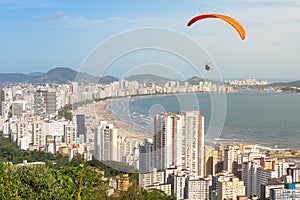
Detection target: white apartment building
<box><xmin>224</xmin><ymin>145</ymin><xmax>241</xmax><ymax>175</ymax></box>
<box><xmin>185</xmin><ymin>176</ymin><xmax>211</xmax><ymax>200</ymax></box>
<box><xmin>154</xmin><ymin>111</ymin><xmax>204</xmax><ymax>177</ymax></box>
<box><xmin>242</xmin><ymin>159</ymin><xmax>294</xmax><ymax>199</ymax></box>
<box><xmin>94</xmin><ymin>121</ymin><xmax>118</xmax><ymax>161</ymax></box>
<box><xmin>217</xmin><ymin>177</ymin><xmax>245</xmax><ymax>200</ymax></box>
<box><xmin>288</xmin><ymin>167</ymin><xmax>300</xmax><ymax>182</ymax></box>
<box><xmin>139</xmin><ymin>168</ymin><xmax>165</xmax><ymax>188</ymax></box>
<box><xmin>64</xmin><ymin>122</ymin><xmax>77</xmax><ymax>145</ymax></box>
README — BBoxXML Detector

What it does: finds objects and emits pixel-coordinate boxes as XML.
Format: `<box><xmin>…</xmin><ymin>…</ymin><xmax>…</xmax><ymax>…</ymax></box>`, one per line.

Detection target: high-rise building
<box><xmin>204</xmin><ymin>147</ymin><xmax>218</xmax><ymax>177</ymax></box>
<box><xmin>242</xmin><ymin>161</ymin><xmax>261</xmax><ymax>198</ymax></box>
<box><xmin>33</xmin><ymin>92</ymin><xmax>46</xmax><ymax>117</ymax></box>
<box><xmin>170</xmin><ymin>170</ymin><xmax>189</xmax><ymax>199</ymax></box>
<box><xmin>10</xmin><ymin>116</ymin><xmax>46</xmax><ymax>151</ymax></box>
<box><xmin>119</xmin><ymin>139</ymin><xmax>140</xmax><ymax>169</ymax></box>
<box><xmin>33</xmin><ymin>90</ymin><xmax>56</xmax><ymax>116</ymax></box>
<box><xmin>31</xmin><ymin>116</ymin><xmax>46</xmax><ymax>151</ymax></box>
<box><xmin>217</xmin><ymin>177</ymin><xmax>245</xmax><ymax>200</ymax></box>
<box><xmin>184</xmin><ymin>176</ymin><xmax>211</xmax><ymax>200</ymax></box>
<box><xmin>270</xmin><ymin>187</ymin><xmax>300</xmax><ymax>200</ymax></box>
<box><xmin>75</xmin><ymin>114</ymin><xmax>86</xmax><ymax>143</ymax></box>
<box><xmin>0</xmin><ymin>88</ymin><xmax>4</xmax><ymax>116</ymax></box>
<box><xmin>288</xmin><ymin>167</ymin><xmax>300</xmax><ymax>182</ymax></box>
<box><xmin>261</xmin><ymin>181</ymin><xmax>300</xmax><ymax>199</ymax></box>
<box><xmin>211</xmin><ymin>172</ymin><xmax>236</xmax><ymax>198</ymax></box>
<box><xmin>154</xmin><ymin>113</ymin><xmax>178</xmax><ymax>171</ymax></box>
<box><xmin>139</xmin><ymin>138</ymin><xmax>154</xmax><ymax>173</ymax></box>
<box><xmin>44</xmin><ymin>91</ymin><xmax>56</xmax><ymax>115</ymax></box>
<box><xmin>11</xmin><ymin>100</ymin><xmax>25</xmax><ymax>118</ymax></box>
<box><xmin>269</xmin><ymin>176</ymin><xmax>300</xmax><ymax>200</ymax></box>
<box><xmin>154</xmin><ymin>111</ymin><xmax>204</xmax><ymax>177</ymax></box>
<box><xmin>224</xmin><ymin>145</ymin><xmax>241</xmax><ymax>175</ymax></box>
<box><xmin>261</xmin><ymin>183</ymin><xmax>285</xmax><ymax>200</ymax></box>
<box><xmin>16</xmin><ymin>118</ymin><xmax>30</xmax><ymax>150</ymax></box>
<box><xmin>75</xmin><ymin>114</ymin><xmax>85</xmax><ymax>135</ymax></box>
<box><xmin>64</xmin><ymin>122</ymin><xmax>77</xmax><ymax>145</ymax></box>
<box><xmin>94</xmin><ymin>121</ymin><xmax>118</xmax><ymax>161</ymax></box>
<box><xmin>242</xmin><ymin>159</ymin><xmax>295</xmax><ymax>199</ymax></box>
<box><xmin>139</xmin><ymin>168</ymin><xmax>165</xmax><ymax>188</ymax></box>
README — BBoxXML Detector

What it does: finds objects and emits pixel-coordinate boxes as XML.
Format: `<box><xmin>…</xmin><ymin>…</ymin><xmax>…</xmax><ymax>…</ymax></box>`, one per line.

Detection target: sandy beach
<box><xmin>73</xmin><ymin>98</ymin><xmax>152</xmax><ymax>139</ymax></box>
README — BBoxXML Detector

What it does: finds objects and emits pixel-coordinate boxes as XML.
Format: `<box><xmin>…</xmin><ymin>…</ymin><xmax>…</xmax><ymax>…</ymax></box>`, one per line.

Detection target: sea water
<box><xmin>110</xmin><ymin>91</ymin><xmax>300</xmax><ymax>149</ymax></box>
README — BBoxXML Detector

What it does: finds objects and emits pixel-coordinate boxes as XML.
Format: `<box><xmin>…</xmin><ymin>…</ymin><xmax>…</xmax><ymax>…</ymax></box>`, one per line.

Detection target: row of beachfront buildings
<box><xmin>0</xmin><ymin>79</ymin><xmax>233</xmax><ymax>119</ymax></box>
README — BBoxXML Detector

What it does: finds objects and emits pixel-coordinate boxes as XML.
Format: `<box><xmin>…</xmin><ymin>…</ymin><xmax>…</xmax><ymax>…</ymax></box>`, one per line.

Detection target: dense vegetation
<box><xmin>0</xmin><ymin>162</ymin><xmax>175</xmax><ymax>199</ymax></box>
<box><xmin>0</xmin><ymin>135</ymin><xmax>175</xmax><ymax>199</ymax></box>
<box><xmin>0</xmin><ymin>163</ymin><xmax>105</xmax><ymax>199</ymax></box>
<box><xmin>58</xmin><ymin>104</ymin><xmax>73</xmax><ymax>120</ymax></box>
<box><xmin>0</xmin><ymin>135</ymin><xmax>137</xmax><ymax>175</ymax></box>
<box><xmin>0</xmin><ymin>135</ymin><xmax>63</xmax><ymax>165</ymax></box>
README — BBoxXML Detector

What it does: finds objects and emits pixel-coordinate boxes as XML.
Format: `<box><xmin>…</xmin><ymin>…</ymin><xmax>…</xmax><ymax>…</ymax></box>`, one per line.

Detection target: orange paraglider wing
<box><xmin>187</xmin><ymin>14</ymin><xmax>246</xmax><ymax>40</ymax></box>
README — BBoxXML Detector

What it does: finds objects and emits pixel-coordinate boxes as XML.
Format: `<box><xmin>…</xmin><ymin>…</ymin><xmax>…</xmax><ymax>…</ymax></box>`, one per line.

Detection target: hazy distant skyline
<box><xmin>0</xmin><ymin>0</ymin><xmax>299</xmax><ymax>80</ymax></box>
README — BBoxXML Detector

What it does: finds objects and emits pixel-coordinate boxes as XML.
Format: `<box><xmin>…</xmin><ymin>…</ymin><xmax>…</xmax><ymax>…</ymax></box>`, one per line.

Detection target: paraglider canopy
<box><xmin>187</xmin><ymin>14</ymin><xmax>246</xmax><ymax>40</ymax></box>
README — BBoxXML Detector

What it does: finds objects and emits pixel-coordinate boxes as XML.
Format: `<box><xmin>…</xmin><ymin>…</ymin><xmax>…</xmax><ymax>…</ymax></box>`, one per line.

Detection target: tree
<box><xmin>0</xmin><ymin>163</ymin><xmax>69</xmax><ymax>199</ymax></box>
<box><xmin>16</xmin><ymin>165</ymin><xmax>68</xmax><ymax>199</ymax></box>
<box><xmin>58</xmin><ymin>104</ymin><xmax>73</xmax><ymax>121</ymax></box>
<box><xmin>55</xmin><ymin>165</ymin><xmax>102</xmax><ymax>199</ymax></box>
<box><xmin>69</xmin><ymin>154</ymin><xmax>86</xmax><ymax>167</ymax></box>
<box><xmin>0</xmin><ymin>163</ymin><xmax>21</xmax><ymax>199</ymax></box>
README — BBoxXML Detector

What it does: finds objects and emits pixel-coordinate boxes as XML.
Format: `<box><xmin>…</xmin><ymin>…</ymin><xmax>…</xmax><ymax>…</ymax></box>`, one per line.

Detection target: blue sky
<box><xmin>0</xmin><ymin>0</ymin><xmax>299</xmax><ymax>80</ymax></box>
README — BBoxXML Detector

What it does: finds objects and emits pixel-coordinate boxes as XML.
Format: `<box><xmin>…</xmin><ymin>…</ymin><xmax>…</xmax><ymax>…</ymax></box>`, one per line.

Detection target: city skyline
<box><xmin>0</xmin><ymin>1</ymin><xmax>299</xmax><ymax>80</ymax></box>
<box><xmin>1</xmin><ymin>78</ymin><xmax>300</xmax><ymax>199</ymax></box>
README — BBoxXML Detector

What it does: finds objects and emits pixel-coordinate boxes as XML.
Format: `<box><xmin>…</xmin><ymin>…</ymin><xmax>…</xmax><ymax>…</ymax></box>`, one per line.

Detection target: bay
<box><xmin>110</xmin><ymin>91</ymin><xmax>300</xmax><ymax>149</ymax></box>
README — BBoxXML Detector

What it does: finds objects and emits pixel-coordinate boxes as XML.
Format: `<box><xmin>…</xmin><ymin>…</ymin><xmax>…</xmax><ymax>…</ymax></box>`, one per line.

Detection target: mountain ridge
<box><xmin>0</xmin><ymin>67</ymin><xmax>299</xmax><ymax>87</ymax></box>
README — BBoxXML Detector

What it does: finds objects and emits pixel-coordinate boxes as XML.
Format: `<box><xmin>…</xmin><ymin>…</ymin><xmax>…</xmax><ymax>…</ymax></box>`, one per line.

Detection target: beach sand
<box><xmin>73</xmin><ymin>99</ymin><xmax>152</xmax><ymax>139</ymax></box>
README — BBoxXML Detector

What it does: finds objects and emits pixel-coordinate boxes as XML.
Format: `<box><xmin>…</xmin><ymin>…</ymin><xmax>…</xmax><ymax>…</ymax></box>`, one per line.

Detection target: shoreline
<box><xmin>74</xmin><ymin>91</ymin><xmax>300</xmax><ymax>150</ymax></box>
<box><xmin>94</xmin><ymin>99</ymin><xmax>152</xmax><ymax>138</ymax></box>
<box><xmin>72</xmin><ymin>97</ymin><xmax>152</xmax><ymax>139</ymax></box>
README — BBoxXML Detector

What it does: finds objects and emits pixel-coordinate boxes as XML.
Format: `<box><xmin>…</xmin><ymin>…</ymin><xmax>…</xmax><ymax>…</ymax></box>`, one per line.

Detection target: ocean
<box><xmin>109</xmin><ymin>91</ymin><xmax>300</xmax><ymax>149</ymax></box>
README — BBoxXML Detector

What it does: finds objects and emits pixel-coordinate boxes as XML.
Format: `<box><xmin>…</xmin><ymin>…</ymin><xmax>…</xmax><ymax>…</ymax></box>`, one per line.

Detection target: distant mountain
<box><xmin>125</xmin><ymin>74</ymin><xmax>171</xmax><ymax>85</ymax></box>
<box><xmin>0</xmin><ymin>73</ymin><xmax>34</xmax><ymax>83</ymax></box>
<box><xmin>0</xmin><ymin>67</ymin><xmax>99</xmax><ymax>84</ymax></box>
<box><xmin>188</xmin><ymin>76</ymin><xmax>206</xmax><ymax>85</ymax></box>
<box><xmin>33</xmin><ymin>67</ymin><xmax>78</xmax><ymax>83</ymax></box>
<box><xmin>1</xmin><ymin>67</ymin><xmax>299</xmax><ymax>88</ymax></box>
<box><xmin>34</xmin><ymin>67</ymin><xmax>99</xmax><ymax>83</ymax></box>
<box><xmin>268</xmin><ymin>80</ymin><xmax>300</xmax><ymax>88</ymax></box>
<box><xmin>28</xmin><ymin>72</ymin><xmax>45</xmax><ymax>77</ymax></box>
<box><xmin>99</xmin><ymin>76</ymin><xmax>119</xmax><ymax>84</ymax></box>
<box><xmin>75</xmin><ymin>71</ymin><xmax>99</xmax><ymax>83</ymax></box>
<box><xmin>287</xmin><ymin>80</ymin><xmax>300</xmax><ymax>87</ymax></box>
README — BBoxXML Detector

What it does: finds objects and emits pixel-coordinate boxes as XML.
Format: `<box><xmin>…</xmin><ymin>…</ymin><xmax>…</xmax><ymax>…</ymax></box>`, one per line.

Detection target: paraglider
<box><xmin>187</xmin><ymin>14</ymin><xmax>246</xmax><ymax>40</ymax></box>
<box><xmin>205</xmin><ymin>62</ymin><xmax>212</xmax><ymax>71</ymax></box>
